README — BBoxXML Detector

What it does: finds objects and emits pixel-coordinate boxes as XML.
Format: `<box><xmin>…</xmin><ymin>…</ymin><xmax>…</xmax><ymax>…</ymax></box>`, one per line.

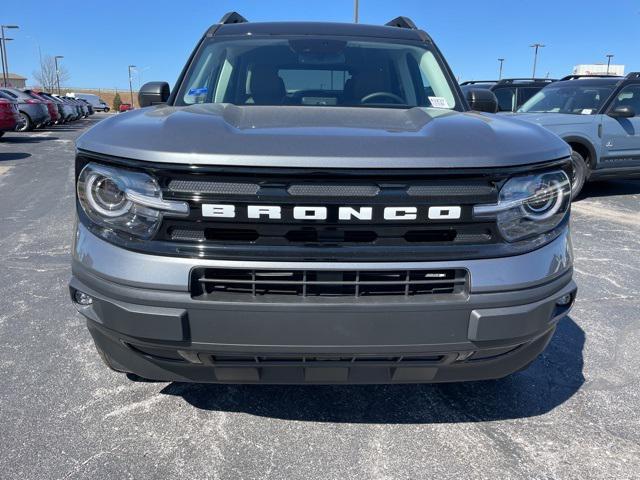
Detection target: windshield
<box><xmin>518</xmin><ymin>84</ymin><xmax>616</xmax><ymax>115</ymax></box>
<box><xmin>176</xmin><ymin>37</ymin><xmax>458</xmax><ymax>109</ymax></box>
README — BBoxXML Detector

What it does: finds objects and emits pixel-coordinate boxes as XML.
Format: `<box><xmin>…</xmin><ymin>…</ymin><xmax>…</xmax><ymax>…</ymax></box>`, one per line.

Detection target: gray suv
<box><xmin>70</xmin><ymin>13</ymin><xmax>577</xmax><ymax>384</ymax></box>
<box><xmin>514</xmin><ymin>73</ymin><xmax>640</xmax><ymax>197</ymax></box>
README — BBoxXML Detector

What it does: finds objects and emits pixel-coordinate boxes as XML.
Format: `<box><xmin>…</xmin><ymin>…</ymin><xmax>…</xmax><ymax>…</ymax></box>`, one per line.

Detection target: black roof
<box><xmin>214</xmin><ymin>21</ymin><xmax>429</xmax><ymax>42</ymax></box>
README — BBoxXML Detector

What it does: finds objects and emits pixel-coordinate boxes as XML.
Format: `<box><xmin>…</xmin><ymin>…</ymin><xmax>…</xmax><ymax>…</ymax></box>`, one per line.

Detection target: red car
<box><xmin>25</xmin><ymin>90</ymin><xmax>60</xmax><ymax>125</ymax></box>
<box><xmin>119</xmin><ymin>103</ymin><xmax>133</xmax><ymax>113</ymax></box>
<box><xmin>0</xmin><ymin>96</ymin><xmax>23</xmax><ymax>139</ymax></box>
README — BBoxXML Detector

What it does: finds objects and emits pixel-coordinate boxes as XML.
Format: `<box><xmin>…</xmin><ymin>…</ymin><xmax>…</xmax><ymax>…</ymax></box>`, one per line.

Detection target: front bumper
<box><xmin>71</xmin><ymin>224</ymin><xmax>576</xmax><ymax>384</ymax></box>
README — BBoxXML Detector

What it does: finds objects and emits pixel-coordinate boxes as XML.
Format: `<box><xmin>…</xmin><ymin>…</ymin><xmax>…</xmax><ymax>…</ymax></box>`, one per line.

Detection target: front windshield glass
<box><xmin>518</xmin><ymin>84</ymin><xmax>616</xmax><ymax>115</ymax></box>
<box><xmin>176</xmin><ymin>37</ymin><xmax>458</xmax><ymax>109</ymax></box>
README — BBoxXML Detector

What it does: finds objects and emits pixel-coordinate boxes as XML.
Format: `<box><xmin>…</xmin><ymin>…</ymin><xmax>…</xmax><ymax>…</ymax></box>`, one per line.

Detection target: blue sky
<box><xmin>4</xmin><ymin>0</ymin><xmax>639</xmax><ymax>89</ymax></box>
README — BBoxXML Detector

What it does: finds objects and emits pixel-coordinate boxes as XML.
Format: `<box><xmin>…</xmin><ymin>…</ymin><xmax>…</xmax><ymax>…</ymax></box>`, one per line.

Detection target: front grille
<box><xmin>156</xmin><ymin>170</ymin><xmax>501</xmax><ymax>256</ymax></box>
<box><xmin>207</xmin><ymin>354</ymin><xmax>447</xmax><ymax>366</ymax></box>
<box><xmin>191</xmin><ymin>267</ymin><xmax>468</xmax><ymax>299</ymax></box>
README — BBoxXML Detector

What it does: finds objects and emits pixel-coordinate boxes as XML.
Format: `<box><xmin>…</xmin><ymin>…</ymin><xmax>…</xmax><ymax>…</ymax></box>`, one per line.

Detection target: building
<box><xmin>573</xmin><ymin>64</ymin><xmax>625</xmax><ymax>76</ymax></box>
<box><xmin>3</xmin><ymin>73</ymin><xmax>27</xmax><ymax>88</ymax></box>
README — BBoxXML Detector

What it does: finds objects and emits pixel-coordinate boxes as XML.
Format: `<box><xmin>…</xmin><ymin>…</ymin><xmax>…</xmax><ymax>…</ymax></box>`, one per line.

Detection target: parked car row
<box><xmin>0</xmin><ymin>87</ymin><xmax>96</xmax><ymax>138</ymax></box>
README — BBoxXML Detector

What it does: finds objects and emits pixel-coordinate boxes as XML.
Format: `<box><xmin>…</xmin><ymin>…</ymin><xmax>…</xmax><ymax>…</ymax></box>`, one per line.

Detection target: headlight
<box><xmin>474</xmin><ymin>170</ymin><xmax>570</xmax><ymax>242</ymax></box>
<box><xmin>77</xmin><ymin>162</ymin><xmax>189</xmax><ymax>240</ymax></box>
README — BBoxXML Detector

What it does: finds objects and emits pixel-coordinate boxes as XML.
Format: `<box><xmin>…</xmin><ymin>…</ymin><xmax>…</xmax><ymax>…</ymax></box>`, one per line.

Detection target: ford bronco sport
<box><xmin>515</xmin><ymin>73</ymin><xmax>640</xmax><ymax>197</ymax></box>
<box><xmin>70</xmin><ymin>13</ymin><xmax>577</xmax><ymax>384</ymax></box>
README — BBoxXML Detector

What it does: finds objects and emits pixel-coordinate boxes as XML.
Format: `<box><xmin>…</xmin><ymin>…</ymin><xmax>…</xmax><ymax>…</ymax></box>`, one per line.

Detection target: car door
<box><xmin>601</xmin><ymin>84</ymin><xmax>640</xmax><ymax>168</ymax></box>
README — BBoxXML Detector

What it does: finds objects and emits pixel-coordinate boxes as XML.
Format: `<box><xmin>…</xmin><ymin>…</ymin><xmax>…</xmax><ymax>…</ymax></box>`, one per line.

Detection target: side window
<box><xmin>0</xmin><ymin>89</ymin><xmax>17</xmax><ymax>99</ymax></box>
<box><xmin>517</xmin><ymin>87</ymin><xmax>540</xmax><ymax>108</ymax></box>
<box><xmin>610</xmin><ymin>85</ymin><xmax>640</xmax><ymax>113</ymax></box>
<box><xmin>494</xmin><ymin>87</ymin><xmax>515</xmax><ymax>112</ymax></box>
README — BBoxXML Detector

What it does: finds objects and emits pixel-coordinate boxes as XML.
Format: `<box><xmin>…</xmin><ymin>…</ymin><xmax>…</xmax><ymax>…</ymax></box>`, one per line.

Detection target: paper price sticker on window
<box><xmin>428</xmin><ymin>96</ymin><xmax>450</xmax><ymax>109</ymax></box>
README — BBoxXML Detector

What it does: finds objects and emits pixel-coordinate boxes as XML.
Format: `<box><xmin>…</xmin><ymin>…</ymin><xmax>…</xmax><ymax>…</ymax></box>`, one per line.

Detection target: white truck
<box><xmin>68</xmin><ymin>93</ymin><xmax>110</xmax><ymax>112</ymax></box>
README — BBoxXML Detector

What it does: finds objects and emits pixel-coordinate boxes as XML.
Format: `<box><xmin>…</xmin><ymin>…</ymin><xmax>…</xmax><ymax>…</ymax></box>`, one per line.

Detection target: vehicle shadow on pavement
<box><xmin>0</xmin><ymin>136</ymin><xmax>60</xmax><ymax>144</ymax></box>
<box><xmin>0</xmin><ymin>152</ymin><xmax>31</xmax><ymax>162</ymax></box>
<box><xmin>160</xmin><ymin>316</ymin><xmax>584</xmax><ymax>423</ymax></box>
<box><xmin>575</xmin><ymin>179</ymin><xmax>640</xmax><ymax>201</ymax></box>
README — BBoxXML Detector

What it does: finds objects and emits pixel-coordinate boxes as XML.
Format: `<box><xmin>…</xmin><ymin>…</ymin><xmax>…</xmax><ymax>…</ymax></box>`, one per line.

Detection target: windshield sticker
<box><xmin>428</xmin><ymin>96</ymin><xmax>450</xmax><ymax>109</ymax></box>
<box><xmin>188</xmin><ymin>87</ymin><xmax>208</xmax><ymax>96</ymax></box>
<box><xmin>581</xmin><ymin>109</ymin><xmax>593</xmax><ymax>115</ymax></box>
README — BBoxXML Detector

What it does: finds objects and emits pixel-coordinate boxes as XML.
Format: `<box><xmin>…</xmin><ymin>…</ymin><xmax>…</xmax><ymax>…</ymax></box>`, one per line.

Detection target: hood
<box><xmin>77</xmin><ymin>104</ymin><xmax>570</xmax><ymax>169</ymax></box>
<box><xmin>507</xmin><ymin>112</ymin><xmax>598</xmax><ymax>128</ymax></box>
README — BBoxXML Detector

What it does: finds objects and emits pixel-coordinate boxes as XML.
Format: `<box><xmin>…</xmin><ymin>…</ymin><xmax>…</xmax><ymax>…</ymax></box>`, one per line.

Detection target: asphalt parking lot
<box><xmin>1</xmin><ymin>114</ymin><xmax>639</xmax><ymax>479</ymax></box>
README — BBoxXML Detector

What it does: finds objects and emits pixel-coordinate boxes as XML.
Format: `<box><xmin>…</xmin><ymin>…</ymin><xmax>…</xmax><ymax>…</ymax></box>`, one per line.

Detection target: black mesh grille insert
<box><xmin>407</xmin><ymin>182</ymin><xmax>496</xmax><ymax>197</ymax></box>
<box><xmin>287</xmin><ymin>184</ymin><xmax>380</xmax><ymax>197</ymax></box>
<box><xmin>168</xmin><ymin>179</ymin><xmax>260</xmax><ymax>195</ymax></box>
<box><xmin>191</xmin><ymin>268</ymin><xmax>468</xmax><ymax>299</ymax></box>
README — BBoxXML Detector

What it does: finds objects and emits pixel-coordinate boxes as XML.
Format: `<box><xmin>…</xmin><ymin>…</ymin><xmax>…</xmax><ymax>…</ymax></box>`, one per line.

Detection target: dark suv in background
<box><xmin>461</xmin><ymin>78</ymin><xmax>556</xmax><ymax>112</ymax></box>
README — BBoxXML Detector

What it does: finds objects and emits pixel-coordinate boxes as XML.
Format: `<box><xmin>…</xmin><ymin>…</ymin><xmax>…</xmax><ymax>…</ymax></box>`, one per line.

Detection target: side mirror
<box><xmin>139</xmin><ymin>81</ymin><xmax>170</xmax><ymax>107</ymax></box>
<box><xmin>465</xmin><ymin>88</ymin><xmax>499</xmax><ymax>113</ymax></box>
<box><xmin>608</xmin><ymin>105</ymin><xmax>636</xmax><ymax>118</ymax></box>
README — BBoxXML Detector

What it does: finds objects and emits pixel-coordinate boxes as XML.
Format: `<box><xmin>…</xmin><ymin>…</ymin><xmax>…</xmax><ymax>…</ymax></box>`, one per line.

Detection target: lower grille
<box><xmin>191</xmin><ymin>268</ymin><xmax>468</xmax><ymax>299</ymax></box>
<box><xmin>208</xmin><ymin>354</ymin><xmax>446</xmax><ymax>366</ymax></box>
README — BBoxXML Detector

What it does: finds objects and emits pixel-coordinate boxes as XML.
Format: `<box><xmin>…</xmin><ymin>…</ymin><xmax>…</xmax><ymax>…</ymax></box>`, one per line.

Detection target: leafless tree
<box><xmin>33</xmin><ymin>55</ymin><xmax>70</xmax><ymax>92</ymax></box>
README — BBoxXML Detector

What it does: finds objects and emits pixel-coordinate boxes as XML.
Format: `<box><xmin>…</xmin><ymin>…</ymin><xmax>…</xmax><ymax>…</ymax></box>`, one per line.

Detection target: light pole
<box><xmin>128</xmin><ymin>65</ymin><xmax>136</xmax><ymax>108</ymax></box>
<box><xmin>498</xmin><ymin>58</ymin><xmax>505</xmax><ymax>80</ymax></box>
<box><xmin>530</xmin><ymin>43</ymin><xmax>545</xmax><ymax>78</ymax></box>
<box><xmin>54</xmin><ymin>56</ymin><xmax>64</xmax><ymax>94</ymax></box>
<box><xmin>354</xmin><ymin>0</ymin><xmax>359</xmax><ymax>23</ymax></box>
<box><xmin>0</xmin><ymin>37</ymin><xmax>5</xmax><ymax>88</ymax></box>
<box><xmin>606</xmin><ymin>54</ymin><xmax>614</xmax><ymax>75</ymax></box>
<box><xmin>1</xmin><ymin>25</ymin><xmax>19</xmax><ymax>87</ymax></box>
<box><xmin>0</xmin><ymin>38</ymin><xmax>13</xmax><ymax>86</ymax></box>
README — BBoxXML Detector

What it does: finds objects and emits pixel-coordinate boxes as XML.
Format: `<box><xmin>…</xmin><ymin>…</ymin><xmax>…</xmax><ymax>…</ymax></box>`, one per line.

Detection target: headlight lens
<box><xmin>474</xmin><ymin>170</ymin><xmax>570</xmax><ymax>242</ymax></box>
<box><xmin>77</xmin><ymin>162</ymin><xmax>188</xmax><ymax>240</ymax></box>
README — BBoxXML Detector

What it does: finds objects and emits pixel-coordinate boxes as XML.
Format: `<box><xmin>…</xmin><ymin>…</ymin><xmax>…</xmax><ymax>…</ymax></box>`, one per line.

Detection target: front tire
<box><xmin>16</xmin><ymin>112</ymin><xmax>32</xmax><ymax>132</ymax></box>
<box><xmin>570</xmin><ymin>150</ymin><xmax>589</xmax><ymax>199</ymax></box>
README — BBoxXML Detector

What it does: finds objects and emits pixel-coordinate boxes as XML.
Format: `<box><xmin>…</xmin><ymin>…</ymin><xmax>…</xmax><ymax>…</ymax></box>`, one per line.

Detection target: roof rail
<box><xmin>560</xmin><ymin>74</ymin><xmax>622</xmax><ymax>81</ymax></box>
<box><xmin>219</xmin><ymin>11</ymin><xmax>248</xmax><ymax>25</ymax></box>
<box><xmin>497</xmin><ymin>78</ymin><xmax>556</xmax><ymax>84</ymax></box>
<box><xmin>460</xmin><ymin>80</ymin><xmax>497</xmax><ymax>85</ymax></box>
<box><xmin>385</xmin><ymin>16</ymin><xmax>418</xmax><ymax>29</ymax></box>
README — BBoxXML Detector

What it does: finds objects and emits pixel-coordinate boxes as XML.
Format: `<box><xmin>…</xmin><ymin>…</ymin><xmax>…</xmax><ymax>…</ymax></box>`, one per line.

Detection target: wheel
<box><xmin>104</xmin><ymin>108</ymin><xmax>110</xmax><ymax>113</ymax></box>
<box><xmin>570</xmin><ymin>150</ymin><xmax>589</xmax><ymax>199</ymax></box>
<box><xmin>16</xmin><ymin>112</ymin><xmax>32</xmax><ymax>132</ymax></box>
